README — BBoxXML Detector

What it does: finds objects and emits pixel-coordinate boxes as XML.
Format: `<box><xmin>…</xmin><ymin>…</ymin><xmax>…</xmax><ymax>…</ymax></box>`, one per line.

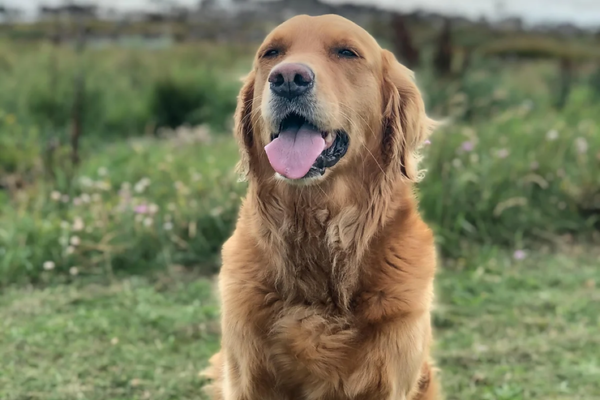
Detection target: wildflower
<box><xmin>424</xmin><ymin>139</ymin><xmax>432</xmax><ymax>145</ymax></box>
<box><xmin>111</xmin><ymin>337</ymin><xmax>119</xmax><ymax>345</ymax></box>
<box><xmin>461</xmin><ymin>141</ymin><xmax>474</xmax><ymax>152</ymax></box>
<box><xmin>143</xmin><ymin>217</ymin><xmax>153</xmax><ymax>227</ymax></box>
<box><xmin>575</xmin><ymin>137</ymin><xmax>588</xmax><ymax>154</ymax></box>
<box><xmin>79</xmin><ymin>176</ymin><xmax>94</xmax><ymax>187</ymax></box>
<box><xmin>451</xmin><ymin>158</ymin><xmax>462</xmax><ymax>168</ymax></box>
<box><xmin>546</xmin><ymin>129</ymin><xmax>559</xmax><ymax>141</ymax></box>
<box><xmin>148</xmin><ymin>204</ymin><xmax>159</xmax><ymax>214</ymax></box>
<box><xmin>72</xmin><ymin>217</ymin><xmax>85</xmax><ymax>232</ymax></box>
<box><xmin>51</xmin><ymin>191</ymin><xmax>61</xmax><ymax>201</ymax></box>
<box><xmin>66</xmin><ymin>246</ymin><xmax>75</xmax><ymax>255</ymax></box>
<box><xmin>134</xmin><ymin>204</ymin><xmax>149</xmax><ymax>214</ymax></box>
<box><xmin>98</xmin><ymin>167</ymin><xmax>108</xmax><ymax>177</ymax></box>
<box><xmin>61</xmin><ymin>194</ymin><xmax>70</xmax><ymax>203</ymax></box>
<box><xmin>73</xmin><ymin>197</ymin><xmax>82</xmax><ymax>206</ymax></box>
<box><xmin>210</xmin><ymin>207</ymin><xmax>224</xmax><ymax>217</ymax></box>
<box><xmin>496</xmin><ymin>149</ymin><xmax>510</xmax><ymax>159</ymax></box>
<box><xmin>69</xmin><ymin>266</ymin><xmax>79</xmax><ymax>276</ymax></box>
<box><xmin>134</xmin><ymin>178</ymin><xmax>151</xmax><ymax>193</ymax></box>
<box><xmin>95</xmin><ymin>181</ymin><xmax>111</xmax><ymax>191</ymax></box>
<box><xmin>163</xmin><ymin>222</ymin><xmax>174</xmax><ymax>231</ymax></box>
<box><xmin>513</xmin><ymin>250</ymin><xmax>527</xmax><ymax>260</ymax></box>
<box><xmin>70</xmin><ymin>236</ymin><xmax>81</xmax><ymax>246</ymax></box>
<box><xmin>174</xmin><ymin>181</ymin><xmax>189</xmax><ymax>194</ymax></box>
<box><xmin>80</xmin><ymin>193</ymin><xmax>91</xmax><ymax>203</ymax></box>
<box><xmin>43</xmin><ymin>261</ymin><xmax>55</xmax><ymax>270</ymax></box>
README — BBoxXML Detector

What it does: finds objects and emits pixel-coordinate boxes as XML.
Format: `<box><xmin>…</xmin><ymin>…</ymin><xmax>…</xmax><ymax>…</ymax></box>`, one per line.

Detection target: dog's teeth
<box><xmin>325</xmin><ymin>132</ymin><xmax>335</xmax><ymax>145</ymax></box>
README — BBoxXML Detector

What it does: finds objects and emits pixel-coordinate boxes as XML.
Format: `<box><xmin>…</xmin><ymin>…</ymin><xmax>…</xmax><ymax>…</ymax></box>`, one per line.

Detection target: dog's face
<box><xmin>236</xmin><ymin>15</ymin><xmax>433</xmax><ymax>185</ymax></box>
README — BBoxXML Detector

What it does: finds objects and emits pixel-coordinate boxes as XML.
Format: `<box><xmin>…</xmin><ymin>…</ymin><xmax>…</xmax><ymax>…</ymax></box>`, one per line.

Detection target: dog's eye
<box><xmin>338</xmin><ymin>48</ymin><xmax>359</xmax><ymax>58</ymax></box>
<box><xmin>262</xmin><ymin>49</ymin><xmax>280</xmax><ymax>58</ymax></box>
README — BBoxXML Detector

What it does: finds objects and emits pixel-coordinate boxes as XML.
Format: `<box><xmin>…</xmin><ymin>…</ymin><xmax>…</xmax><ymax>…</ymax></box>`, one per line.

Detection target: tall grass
<box><xmin>0</xmin><ymin>42</ymin><xmax>599</xmax><ymax>285</ymax></box>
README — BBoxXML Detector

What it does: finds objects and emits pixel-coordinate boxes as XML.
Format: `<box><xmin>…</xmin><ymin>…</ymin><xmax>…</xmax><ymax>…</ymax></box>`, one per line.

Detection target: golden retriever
<box><xmin>203</xmin><ymin>14</ymin><xmax>439</xmax><ymax>400</ymax></box>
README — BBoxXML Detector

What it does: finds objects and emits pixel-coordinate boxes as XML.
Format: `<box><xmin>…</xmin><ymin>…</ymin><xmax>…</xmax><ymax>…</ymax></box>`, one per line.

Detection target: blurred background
<box><xmin>0</xmin><ymin>0</ymin><xmax>599</xmax><ymax>399</ymax></box>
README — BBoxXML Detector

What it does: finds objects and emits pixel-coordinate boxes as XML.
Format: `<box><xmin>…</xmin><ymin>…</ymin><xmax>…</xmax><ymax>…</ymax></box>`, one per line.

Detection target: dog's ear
<box><xmin>381</xmin><ymin>49</ymin><xmax>436</xmax><ymax>182</ymax></box>
<box><xmin>233</xmin><ymin>70</ymin><xmax>256</xmax><ymax>180</ymax></box>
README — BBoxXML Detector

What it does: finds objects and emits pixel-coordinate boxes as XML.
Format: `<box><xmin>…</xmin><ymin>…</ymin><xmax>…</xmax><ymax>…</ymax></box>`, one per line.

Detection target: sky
<box><xmin>4</xmin><ymin>0</ymin><xmax>600</xmax><ymax>27</ymax></box>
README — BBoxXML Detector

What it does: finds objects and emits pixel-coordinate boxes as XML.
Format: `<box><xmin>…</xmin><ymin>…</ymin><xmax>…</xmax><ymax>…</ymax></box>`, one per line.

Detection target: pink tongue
<box><xmin>265</xmin><ymin>123</ymin><xmax>325</xmax><ymax>179</ymax></box>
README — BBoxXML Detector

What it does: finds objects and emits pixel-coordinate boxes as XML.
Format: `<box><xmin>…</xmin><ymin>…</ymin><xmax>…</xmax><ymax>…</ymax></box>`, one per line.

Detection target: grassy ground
<box><xmin>1</xmin><ymin>248</ymin><xmax>598</xmax><ymax>400</ymax></box>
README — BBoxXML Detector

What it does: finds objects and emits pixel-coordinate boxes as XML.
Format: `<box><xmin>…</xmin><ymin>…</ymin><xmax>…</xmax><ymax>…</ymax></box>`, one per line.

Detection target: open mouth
<box><xmin>265</xmin><ymin>113</ymin><xmax>349</xmax><ymax>180</ymax></box>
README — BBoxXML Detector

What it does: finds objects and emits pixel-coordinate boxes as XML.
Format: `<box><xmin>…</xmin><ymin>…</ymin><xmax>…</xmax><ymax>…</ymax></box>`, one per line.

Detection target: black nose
<box><xmin>268</xmin><ymin>63</ymin><xmax>314</xmax><ymax>100</ymax></box>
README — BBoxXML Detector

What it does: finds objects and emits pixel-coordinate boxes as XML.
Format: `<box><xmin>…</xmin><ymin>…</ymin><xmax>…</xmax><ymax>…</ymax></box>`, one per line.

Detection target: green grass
<box><xmin>1</xmin><ymin>248</ymin><xmax>598</xmax><ymax>400</ymax></box>
<box><xmin>0</xmin><ymin>272</ymin><xmax>221</xmax><ymax>400</ymax></box>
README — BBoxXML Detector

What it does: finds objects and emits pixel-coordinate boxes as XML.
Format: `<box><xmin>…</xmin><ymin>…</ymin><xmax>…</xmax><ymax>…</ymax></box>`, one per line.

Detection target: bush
<box><xmin>0</xmin><ymin>136</ymin><xmax>243</xmax><ymax>286</ymax></box>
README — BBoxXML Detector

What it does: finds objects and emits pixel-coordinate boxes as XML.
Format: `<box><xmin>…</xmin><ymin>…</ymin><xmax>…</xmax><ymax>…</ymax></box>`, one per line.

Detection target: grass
<box><xmin>1</xmin><ymin>248</ymin><xmax>598</xmax><ymax>399</ymax></box>
<box><xmin>0</xmin><ymin>272</ymin><xmax>221</xmax><ymax>400</ymax></box>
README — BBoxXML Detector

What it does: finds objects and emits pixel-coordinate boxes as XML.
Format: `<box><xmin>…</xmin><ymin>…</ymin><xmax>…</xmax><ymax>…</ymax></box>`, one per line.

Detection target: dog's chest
<box><xmin>266</xmin><ymin>301</ymin><xmax>360</xmax><ymax>386</ymax></box>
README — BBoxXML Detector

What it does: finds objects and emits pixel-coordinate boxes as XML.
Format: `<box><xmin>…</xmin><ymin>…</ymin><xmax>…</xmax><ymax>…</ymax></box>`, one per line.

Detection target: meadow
<box><xmin>0</xmin><ymin>37</ymin><xmax>599</xmax><ymax>399</ymax></box>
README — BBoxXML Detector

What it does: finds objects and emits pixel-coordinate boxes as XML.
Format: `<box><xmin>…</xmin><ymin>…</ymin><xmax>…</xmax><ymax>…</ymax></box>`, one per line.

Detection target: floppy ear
<box><xmin>233</xmin><ymin>70</ymin><xmax>256</xmax><ymax>180</ymax></box>
<box><xmin>381</xmin><ymin>49</ymin><xmax>436</xmax><ymax>182</ymax></box>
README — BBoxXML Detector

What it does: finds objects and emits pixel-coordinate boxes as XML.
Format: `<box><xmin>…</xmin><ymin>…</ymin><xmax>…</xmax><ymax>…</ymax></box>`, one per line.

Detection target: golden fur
<box><xmin>203</xmin><ymin>15</ymin><xmax>440</xmax><ymax>400</ymax></box>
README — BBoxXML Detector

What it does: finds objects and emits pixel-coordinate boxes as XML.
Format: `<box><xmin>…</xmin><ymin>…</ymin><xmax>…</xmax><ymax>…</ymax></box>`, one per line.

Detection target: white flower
<box><xmin>69</xmin><ymin>266</ymin><xmax>79</xmax><ymax>276</ymax></box>
<box><xmin>66</xmin><ymin>246</ymin><xmax>75</xmax><ymax>255</ymax></box>
<box><xmin>73</xmin><ymin>197</ymin><xmax>82</xmax><ymax>206</ymax></box>
<box><xmin>98</xmin><ymin>167</ymin><xmax>108</xmax><ymax>177</ymax></box>
<box><xmin>575</xmin><ymin>137</ymin><xmax>588</xmax><ymax>154</ymax></box>
<box><xmin>70</xmin><ymin>236</ymin><xmax>81</xmax><ymax>246</ymax></box>
<box><xmin>72</xmin><ymin>217</ymin><xmax>85</xmax><ymax>232</ymax></box>
<box><xmin>451</xmin><ymin>158</ymin><xmax>462</xmax><ymax>169</ymax></box>
<box><xmin>496</xmin><ymin>148</ymin><xmax>510</xmax><ymax>159</ymax></box>
<box><xmin>210</xmin><ymin>207</ymin><xmax>223</xmax><ymax>217</ymax></box>
<box><xmin>80</xmin><ymin>193</ymin><xmax>91</xmax><ymax>203</ymax></box>
<box><xmin>95</xmin><ymin>181</ymin><xmax>111</xmax><ymax>191</ymax></box>
<box><xmin>143</xmin><ymin>217</ymin><xmax>153</xmax><ymax>227</ymax></box>
<box><xmin>148</xmin><ymin>204</ymin><xmax>159</xmax><ymax>214</ymax></box>
<box><xmin>43</xmin><ymin>261</ymin><xmax>55</xmax><ymax>270</ymax></box>
<box><xmin>163</xmin><ymin>222</ymin><xmax>174</xmax><ymax>231</ymax></box>
<box><xmin>546</xmin><ymin>129</ymin><xmax>559</xmax><ymax>141</ymax></box>
<box><xmin>50</xmin><ymin>191</ymin><xmax>61</xmax><ymax>201</ymax></box>
<box><xmin>79</xmin><ymin>176</ymin><xmax>94</xmax><ymax>187</ymax></box>
<box><xmin>134</xmin><ymin>178</ymin><xmax>151</xmax><ymax>194</ymax></box>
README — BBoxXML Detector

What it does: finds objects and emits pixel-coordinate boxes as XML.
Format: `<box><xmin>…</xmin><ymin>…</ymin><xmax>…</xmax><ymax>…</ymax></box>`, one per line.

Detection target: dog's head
<box><xmin>235</xmin><ymin>15</ymin><xmax>434</xmax><ymax>185</ymax></box>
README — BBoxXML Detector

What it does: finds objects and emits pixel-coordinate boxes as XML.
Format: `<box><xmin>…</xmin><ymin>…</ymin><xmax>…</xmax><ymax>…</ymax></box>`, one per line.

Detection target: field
<box><xmin>0</xmin><ymin>30</ymin><xmax>599</xmax><ymax>400</ymax></box>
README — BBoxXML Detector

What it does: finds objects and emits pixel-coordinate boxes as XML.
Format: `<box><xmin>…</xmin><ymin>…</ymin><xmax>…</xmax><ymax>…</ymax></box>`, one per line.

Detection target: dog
<box><xmin>203</xmin><ymin>14</ymin><xmax>439</xmax><ymax>400</ymax></box>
